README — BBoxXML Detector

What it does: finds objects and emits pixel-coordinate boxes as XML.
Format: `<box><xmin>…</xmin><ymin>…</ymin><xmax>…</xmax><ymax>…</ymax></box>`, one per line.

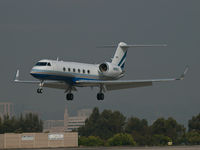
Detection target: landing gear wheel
<box><xmin>37</xmin><ymin>88</ymin><xmax>43</xmax><ymax>94</ymax></box>
<box><xmin>97</xmin><ymin>93</ymin><xmax>104</xmax><ymax>100</ymax></box>
<box><xmin>66</xmin><ymin>93</ymin><xmax>74</xmax><ymax>101</ymax></box>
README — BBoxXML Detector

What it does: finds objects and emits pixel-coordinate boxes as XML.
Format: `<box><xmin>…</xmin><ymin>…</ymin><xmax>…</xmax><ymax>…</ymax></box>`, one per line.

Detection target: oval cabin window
<box><xmin>63</xmin><ymin>67</ymin><xmax>66</xmax><ymax>72</ymax></box>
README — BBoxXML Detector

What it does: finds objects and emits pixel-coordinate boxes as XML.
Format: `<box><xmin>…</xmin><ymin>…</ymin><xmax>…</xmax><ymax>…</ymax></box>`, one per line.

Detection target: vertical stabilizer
<box><xmin>111</xmin><ymin>42</ymin><xmax>128</xmax><ymax>69</ymax></box>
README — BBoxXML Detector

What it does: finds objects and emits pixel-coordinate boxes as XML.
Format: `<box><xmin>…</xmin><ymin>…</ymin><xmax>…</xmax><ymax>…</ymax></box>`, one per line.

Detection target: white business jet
<box><xmin>14</xmin><ymin>42</ymin><xmax>188</xmax><ymax>100</ymax></box>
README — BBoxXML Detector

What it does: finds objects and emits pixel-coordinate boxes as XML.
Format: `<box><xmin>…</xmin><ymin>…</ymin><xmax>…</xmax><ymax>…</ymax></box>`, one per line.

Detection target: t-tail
<box><xmin>111</xmin><ymin>42</ymin><xmax>167</xmax><ymax>70</ymax></box>
<box><xmin>112</xmin><ymin>42</ymin><xmax>128</xmax><ymax>70</ymax></box>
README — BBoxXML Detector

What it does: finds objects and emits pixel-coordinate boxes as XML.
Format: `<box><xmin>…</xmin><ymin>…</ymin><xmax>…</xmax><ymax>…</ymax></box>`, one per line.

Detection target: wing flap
<box><xmin>105</xmin><ymin>81</ymin><xmax>152</xmax><ymax>90</ymax></box>
<box><xmin>76</xmin><ymin>80</ymin><xmax>153</xmax><ymax>91</ymax></box>
<box><xmin>43</xmin><ymin>81</ymin><xmax>69</xmax><ymax>89</ymax></box>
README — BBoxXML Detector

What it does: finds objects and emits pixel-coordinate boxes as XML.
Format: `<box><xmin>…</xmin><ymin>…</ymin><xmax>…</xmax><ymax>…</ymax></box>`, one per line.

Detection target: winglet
<box><xmin>14</xmin><ymin>69</ymin><xmax>19</xmax><ymax>82</ymax></box>
<box><xmin>178</xmin><ymin>66</ymin><xmax>189</xmax><ymax>80</ymax></box>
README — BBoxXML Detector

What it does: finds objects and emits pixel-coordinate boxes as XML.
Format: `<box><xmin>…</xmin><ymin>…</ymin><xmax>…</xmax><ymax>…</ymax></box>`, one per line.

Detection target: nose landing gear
<box><xmin>37</xmin><ymin>88</ymin><xmax>43</xmax><ymax>94</ymax></box>
<box><xmin>37</xmin><ymin>81</ymin><xmax>43</xmax><ymax>94</ymax></box>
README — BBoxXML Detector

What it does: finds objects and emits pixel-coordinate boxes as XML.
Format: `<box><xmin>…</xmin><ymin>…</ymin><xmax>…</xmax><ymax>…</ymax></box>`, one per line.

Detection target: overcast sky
<box><xmin>0</xmin><ymin>0</ymin><xmax>199</xmax><ymax>126</ymax></box>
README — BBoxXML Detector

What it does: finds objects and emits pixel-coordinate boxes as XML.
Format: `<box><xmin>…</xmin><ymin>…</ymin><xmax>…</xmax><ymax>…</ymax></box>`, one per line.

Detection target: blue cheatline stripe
<box><xmin>121</xmin><ymin>62</ymin><xmax>125</xmax><ymax>69</ymax></box>
<box><xmin>30</xmin><ymin>73</ymin><xmax>100</xmax><ymax>84</ymax></box>
<box><xmin>118</xmin><ymin>51</ymin><xmax>127</xmax><ymax>66</ymax></box>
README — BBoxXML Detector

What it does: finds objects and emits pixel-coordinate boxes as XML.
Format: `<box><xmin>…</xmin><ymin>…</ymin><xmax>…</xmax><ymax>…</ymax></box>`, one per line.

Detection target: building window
<box><xmin>68</xmin><ymin>68</ymin><xmax>71</xmax><ymax>72</ymax></box>
<box><xmin>83</xmin><ymin>69</ymin><xmax>85</xmax><ymax>74</ymax></box>
<box><xmin>63</xmin><ymin>67</ymin><xmax>66</xmax><ymax>72</ymax></box>
<box><xmin>78</xmin><ymin>69</ymin><xmax>80</xmax><ymax>73</ymax></box>
<box><xmin>73</xmin><ymin>68</ymin><xmax>76</xmax><ymax>72</ymax></box>
<box><xmin>87</xmin><ymin>70</ymin><xmax>90</xmax><ymax>74</ymax></box>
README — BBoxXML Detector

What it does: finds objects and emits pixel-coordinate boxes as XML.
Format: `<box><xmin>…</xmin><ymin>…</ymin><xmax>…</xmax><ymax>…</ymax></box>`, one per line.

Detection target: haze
<box><xmin>0</xmin><ymin>0</ymin><xmax>199</xmax><ymax>126</ymax></box>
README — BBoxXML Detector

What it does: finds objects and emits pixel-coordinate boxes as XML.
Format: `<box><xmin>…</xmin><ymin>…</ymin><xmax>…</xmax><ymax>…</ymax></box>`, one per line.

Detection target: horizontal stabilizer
<box><xmin>97</xmin><ymin>44</ymin><xmax>167</xmax><ymax>48</ymax></box>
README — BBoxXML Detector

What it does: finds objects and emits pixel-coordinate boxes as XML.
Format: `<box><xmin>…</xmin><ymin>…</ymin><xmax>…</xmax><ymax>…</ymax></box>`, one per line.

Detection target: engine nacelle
<box><xmin>98</xmin><ymin>62</ymin><xmax>123</xmax><ymax>78</ymax></box>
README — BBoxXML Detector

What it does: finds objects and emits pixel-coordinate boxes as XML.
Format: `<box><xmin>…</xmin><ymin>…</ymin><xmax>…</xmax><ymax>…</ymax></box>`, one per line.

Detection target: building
<box><xmin>0</xmin><ymin>102</ymin><xmax>14</xmax><ymax>118</ymax></box>
<box><xmin>0</xmin><ymin>132</ymin><xmax>78</xmax><ymax>148</ymax></box>
<box><xmin>43</xmin><ymin>120</ymin><xmax>65</xmax><ymax>132</ymax></box>
<box><xmin>66</xmin><ymin>116</ymin><xmax>87</xmax><ymax>132</ymax></box>
<box><xmin>66</xmin><ymin>108</ymin><xmax>92</xmax><ymax>132</ymax></box>
<box><xmin>43</xmin><ymin>107</ymin><xmax>92</xmax><ymax>132</ymax></box>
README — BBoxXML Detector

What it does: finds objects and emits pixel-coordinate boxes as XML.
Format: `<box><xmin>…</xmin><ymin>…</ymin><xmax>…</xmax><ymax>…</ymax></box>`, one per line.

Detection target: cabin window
<box><xmin>78</xmin><ymin>69</ymin><xmax>80</xmax><ymax>73</ymax></box>
<box><xmin>63</xmin><ymin>67</ymin><xmax>66</xmax><ymax>72</ymax></box>
<box><xmin>73</xmin><ymin>68</ymin><xmax>76</xmax><ymax>72</ymax></box>
<box><xmin>47</xmin><ymin>63</ymin><xmax>51</xmax><ymax>66</ymax></box>
<box><xmin>68</xmin><ymin>68</ymin><xmax>71</xmax><ymax>72</ymax></box>
<box><xmin>83</xmin><ymin>69</ymin><xmax>85</xmax><ymax>74</ymax></box>
<box><xmin>87</xmin><ymin>70</ymin><xmax>90</xmax><ymax>74</ymax></box>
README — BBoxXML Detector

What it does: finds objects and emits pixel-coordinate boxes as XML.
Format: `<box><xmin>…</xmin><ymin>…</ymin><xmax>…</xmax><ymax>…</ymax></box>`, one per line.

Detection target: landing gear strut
<box><xmin>66</xmin><ymin>93</ymin><xmax>74</xmax><ymax>101</ymax></box>
<box><xmin>37</xmin><ymin>81</ymin><xmax>44</xmax><ymax>94</ymax></box>
<box><xmin>97</xmin><ymin>93</ymin><xmax>104</xmax><ymax>100</ymax></box>
<box><xmin>97</xmin><ymin>85</ymin><xmax>105</xmax><ymax>100</ymax></box>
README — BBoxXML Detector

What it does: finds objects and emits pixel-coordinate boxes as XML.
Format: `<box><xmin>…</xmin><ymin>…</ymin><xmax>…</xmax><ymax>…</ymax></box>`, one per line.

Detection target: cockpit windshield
<box><xmin>35</xmin><ymin>62</ymin><xmax>51</xmax><ymax>66</ymax></box>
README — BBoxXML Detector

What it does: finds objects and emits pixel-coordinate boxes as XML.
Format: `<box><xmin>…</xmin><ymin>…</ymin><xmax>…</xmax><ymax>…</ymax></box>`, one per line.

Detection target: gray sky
<box><xmin>0</xmin><ymin>0</ymin><xmax>199</xmax><ymax>126</ymax></box>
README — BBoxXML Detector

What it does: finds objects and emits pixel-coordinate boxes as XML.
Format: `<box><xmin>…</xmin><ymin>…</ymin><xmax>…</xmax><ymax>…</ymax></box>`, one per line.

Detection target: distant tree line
<box><xmin>78</xmin><ymin>107</ymin><xmax>200</xmax><ymax>146</ymax></box>
<box><xmin>0</xmin><ymin>113</ymin><xmax>43</xmax><ymax>133</ymax></box>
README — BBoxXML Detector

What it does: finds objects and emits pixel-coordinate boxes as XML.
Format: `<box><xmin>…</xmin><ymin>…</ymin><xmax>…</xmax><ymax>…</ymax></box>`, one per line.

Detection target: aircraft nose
<box><xmin>30</xmin><ymin>67</ymin><xmax>35</xmax><ymax>75</ymax></box>
<box><xmin>30</xmin><ymin>69</ymin><xmax>34</xmax><ymax>75</ymax></box>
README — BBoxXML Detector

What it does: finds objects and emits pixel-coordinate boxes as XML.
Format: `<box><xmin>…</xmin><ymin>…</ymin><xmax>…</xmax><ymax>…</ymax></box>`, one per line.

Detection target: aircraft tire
<box><xmin>66</xmin><ymin>93</ymin><xmax>73</xmax><ymax>101</ymax></box>
<box><xmin>97</xmin><ymin>93</ymin><xmax>100</xmax><ymax>100</ymax></box>
<box><xmin>100</xmin><ymin>93</ymin><xmax>104</xmax><ymax>100</ymax></box>
<box><xmin>37</xmin><ymin>88</ymin><xmax>42</xmax><ymax>94</ymax></box>
<box><xmin>97</xmin><ymin>93</ymin><xmax>104</xmax><ymax>100</ymax></box>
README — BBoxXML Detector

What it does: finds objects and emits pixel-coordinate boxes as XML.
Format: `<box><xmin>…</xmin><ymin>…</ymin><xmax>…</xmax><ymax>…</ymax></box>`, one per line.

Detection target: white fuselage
<box><xmin>30</xmin><ymin>59</ymin><xmax>123</xmax><ymax>85</ymax></box>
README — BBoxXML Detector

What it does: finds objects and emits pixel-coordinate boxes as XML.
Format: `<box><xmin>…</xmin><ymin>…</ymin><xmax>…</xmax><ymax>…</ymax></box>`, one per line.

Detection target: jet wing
<box><xmin>15</xmin><ymin>79</ymin><xmax>69</xmax><ymax>89</ymax></box>
<box><xmin>14</xmin><ymin>70</ymin><xmax>70</xmax><ymax>90</ymax></box>
<box><xmin>76</xmin><ymin>67</ymin><xmax>188</xmax><ymax>91</ymax></box>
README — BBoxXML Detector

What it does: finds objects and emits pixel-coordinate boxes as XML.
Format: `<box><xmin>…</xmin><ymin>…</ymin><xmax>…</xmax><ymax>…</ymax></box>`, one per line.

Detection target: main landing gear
<box><xmin>65</xmin><ymin>87</ymin><xmax>74</xmax><ymax>101</ymax></box>
<box><xmin>97</xmin><ymin>93</ymin><xmax>104</xmax><ymax>100</ymax></box>
<box><xmin>66</xmin><ymin>93</ymin><xmax>74</xmax><ymax>101</ymax></box>
<box><xmin>97</xmin><ymin>85</ymin><xmax>104</xmax><ymax>100</ymax></box>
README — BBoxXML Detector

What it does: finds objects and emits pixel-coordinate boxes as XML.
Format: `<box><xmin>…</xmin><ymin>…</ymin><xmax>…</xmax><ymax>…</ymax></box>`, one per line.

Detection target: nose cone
<box><xmin>30</xmin><ymin>67</ymin><xmax>41</xmax><ymax>79</ymax></box>
<box><xmin>30</xmin><ymin>66</ymin><xmax>38</xmax><ymax>76</ymax></box>
<box><xmin>30</xmin><ymin>68</ymin><xmax>35</xmax><ymax>76</ymax></box>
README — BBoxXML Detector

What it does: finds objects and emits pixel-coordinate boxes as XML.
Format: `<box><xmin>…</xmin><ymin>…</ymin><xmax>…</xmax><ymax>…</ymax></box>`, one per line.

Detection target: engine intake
<box><xmin>98</xmin><ymin>62</ymin><xmax>123</xmax><ymax>78</ymax></box>
<box><xmin>99</xmin><ymin>63</ymin><xmax>108</xmax><ymax>72</ymax></box>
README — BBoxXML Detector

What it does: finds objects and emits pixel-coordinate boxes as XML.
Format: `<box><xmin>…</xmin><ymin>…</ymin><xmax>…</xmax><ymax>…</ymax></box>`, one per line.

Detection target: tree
<box><xmin>78</xmin><ymin>107</ymin><xmax>126</xmax><ymax>140</ymax></box>
<box><xmin>188</xmin><ymin>113</ymin><xmax>200</xmax><ymax>132</ymax></box>
<box><xmin>125</xmin><ymin>117</ymin><xmax>149</xmax><ymax>145</ymax></box>
<box><xmin>185</xmin><ymin>131</ymin><xmax>200</xmax><ymax>145</ymax></box>
<box><xmin>151</xmin><ymin>117</ymin><xmax>185</xmax><ymax>144</ymax></box>
<box><xmin>79</xmin><ymin>136</ymin><xmax>104</xmax><ymax>146</ymax></box>
<box><xmin>151</xmin><ymin>134</ymin><xmax>171</xmax><ymax>146</ymax></box>
<box><xmin>97</xmin><ymin>110</ymin><xmax>126</xmax><ymax>139</ymax></box>
<box><xmin>78</xmin><ymin>107</ymin><xmax>100</xmax><ymax>137</ymax></box>
<box><xmin>0</xmin><ymin>113</ymin><xmax>43</xmax><ymax>133</ymax></box>
<box><xmin>125</xmin><ymin>117</ymin><xmax>148</xmax><ymax>134</ymax></box>
<box><xmin>0</xmin><ymin>117</ymin><xmax>2</xmax><ymax>134</ymax></box>
<box><xmin>107</xmin><ymin>133</ymin><xmax>136</xmax><ymax>146</ymax></box>
<box><xmin>2</xmin><ymin>115</ymin><xmax>17</xmax><ymax>133</ymax></box>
